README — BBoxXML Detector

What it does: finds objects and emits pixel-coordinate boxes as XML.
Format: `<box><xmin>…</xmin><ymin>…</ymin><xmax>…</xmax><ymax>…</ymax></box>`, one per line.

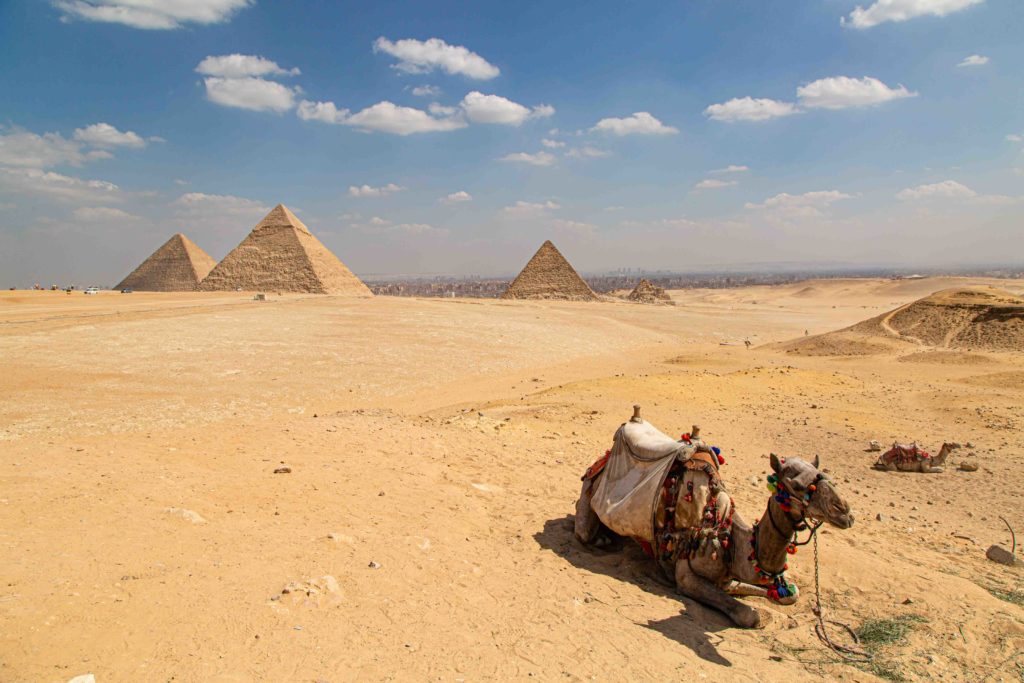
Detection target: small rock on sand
<box><xmin>368</xmin><ymin>561</ymin><xmax>381</xmax><ymax>569</ymax></box>
<box><xmin>165</xmin><ymin>507</ymin><xmax>206</xmax><ymax>524</ymax></box>
<box><xmin>957</xmin><ymin>461</ymin><xmax>979</xmax><ymax>472</ymax></box>
<box><xmin>68</xmin><ymin>676</ymin><xmax>96</xmax><ymax>683</ymax></box>
<box><xmin>273</xmin><ymin>466</ymin><xmax>292</xmax><ymax>474</ymax></box>
<box><xmin>986</xmin><ymin>545</ymin><xmax>1018</xmax><ymax>566</ymax></box>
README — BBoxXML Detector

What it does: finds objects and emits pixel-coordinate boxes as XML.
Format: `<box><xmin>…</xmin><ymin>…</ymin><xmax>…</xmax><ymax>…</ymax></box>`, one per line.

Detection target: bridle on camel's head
<box><xmin>765</xmin><ymin>457</ymin><xmax>827</xmax><ymax>553</ymax></box>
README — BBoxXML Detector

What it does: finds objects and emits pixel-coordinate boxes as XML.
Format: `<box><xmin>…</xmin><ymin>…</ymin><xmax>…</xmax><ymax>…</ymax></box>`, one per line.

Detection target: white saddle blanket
<box><xmin>591</xmin><ymin>420</ymin><xmax>696</xmax><ymax>542</ymax></box>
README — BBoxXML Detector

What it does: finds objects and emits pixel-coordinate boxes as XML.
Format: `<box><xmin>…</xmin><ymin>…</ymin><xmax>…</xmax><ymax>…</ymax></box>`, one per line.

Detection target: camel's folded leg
<box><xmin>676</xmin><ymin>566</ymin><xmax>761</xmax><ymax>628</ymax></box>
<box><xmin>574</xmin><ymin>477</ymin><xmax>603</xmax><ymax>545</ymax></box>
<box><xmin>726</xmin><ymin>581</ymin><xmax>799</xmax><ymax>605</ymax></box>
<box><xmin>726</xmin><ymin>582</ymin><xmax>768</xmax><ymax>598</ymax></box>
<box><xmin>926</xmin><ymin>466</ymin><xmax>945</xmax><ymax>473</ymax></box>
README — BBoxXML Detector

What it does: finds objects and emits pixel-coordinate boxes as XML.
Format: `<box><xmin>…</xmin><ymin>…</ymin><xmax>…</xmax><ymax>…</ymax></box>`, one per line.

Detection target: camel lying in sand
<box><xmin>575</xmin><ymin>412</ymin><xmax>854</xmax><ymax>628</ymax></box>
<box><xmin>872</xmin><ymin>442</ymin><xmax>960</xmax><ymax>473</ymax></box>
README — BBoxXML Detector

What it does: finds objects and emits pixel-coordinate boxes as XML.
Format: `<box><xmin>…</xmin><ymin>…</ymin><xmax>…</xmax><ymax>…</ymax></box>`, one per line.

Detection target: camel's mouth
<box><xmin>828</xmin><ymin>513</ymin><xmax>854</xmax><ymax>530</ymax></box>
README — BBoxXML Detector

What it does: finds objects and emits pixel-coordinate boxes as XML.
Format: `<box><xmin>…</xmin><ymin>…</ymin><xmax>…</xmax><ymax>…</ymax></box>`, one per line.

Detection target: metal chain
<box><xmin>812</xmin><ymin>534</ymin><xmax>873</xmax><ymax>662</ymax></box>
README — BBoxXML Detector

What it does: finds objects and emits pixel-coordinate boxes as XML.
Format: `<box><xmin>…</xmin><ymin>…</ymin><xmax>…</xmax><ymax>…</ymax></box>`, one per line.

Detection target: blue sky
<box><xmin>0</xmin><ymin>0</ymin><xmax>1021</xmax><ymax>284</ymax></box>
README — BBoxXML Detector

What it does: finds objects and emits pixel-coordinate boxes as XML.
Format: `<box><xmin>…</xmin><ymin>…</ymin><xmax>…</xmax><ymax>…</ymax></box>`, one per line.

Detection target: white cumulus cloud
<box><xmin>296</xmin><ymin>100</ymin><xmax>349</xmax><ymax>124</ymax></box>
<box><xmin>498</xmin><ymin>151</ymin><xmax>556</xmax><ymax>166</ymax></box>
<box><xmin>541</xmin><ymin>139</ymin><xmax>565</xmax><ymax>149</ymax></box>
<box><xmin>73</xmin><ymin>123</ymin><xmax>147</xmax><ymax>148</ymax></box>
<box><xmin>591</xmin><ymin>112</ymin><xmax>678</xmax><ymax>135</ymax></box>
<box><xmin>957</xmin><ymin>54</ymin><xmax>989</xmax><ymax>67</ymax></box>
<box><xmin>73</xmin><ymin>206</ymin><xmax>139</xmax><ymax>221</ymax></box>
<box><xmin>344</xmin><ymin>101</ymin><xmax>467</xmax><ymax>135</ymax></box>
<box><xmin>440</xmin><ymin>191</ymin><xmax>472</xmax><ymax>204</ymax></box>
<box><xmin>565</xmin><ymin>146</ymin><xmax>611</xmax><ymax>159</ymax></box>
<box><xmin>0</xmin><ymin>127</ymin><xmax>88</xmax><ymax>168</ymax></box>
<box><xmin>704</xmin><ymin>97</ymin><xmax>799</xmax><ymax>123</ymax></box>
<box><xmin>746</xmin><ymin>190</ymin><xmax>853</xmax><ymax>221</ymax></box>
<box><xmin>411</xmin><ymin>85</ymin><xmax>441</xmax><ymax>97</ymax></box>
<box><xmin>896</xmin><ymin>180</ymin><xmax>976</xmax><ymax>200</ymax></box>
<box><xmin>502</xmin><ymin>200</ymin><xmax>560</xmax><ymax>215</ymax></box>
<box><xmin>373</xmin><ymin>37</ymin><xmax>499</xmax><ymax>79</ymax></box>
<box><xmin>0</xmin><ymin>167</ymin><xmax>123</xmax><ymax>203</ymax></box>
<box><xmin>348</xmin><ymin>183</ymin><xmax>405</xmax><ymax>198</ymax></box>
<box><xmin>694</xmin><ymin>179</ymin><xmax>737</xmax><ymax>190</ymax></box>
<box><xmin>298</xmin><ymin>99</ymin><xmax>465</xmax><ymax>134</ymax></box>
<box><xmin>460</xmin><ymin>92</ymin><xmax>554</xmax><ymax>126</ymax></box>
<box><xmin>203</xmin><ymin>76</ymin><xmax>298</xmax><ymax>112</ymax></box>
<box><xmin>797</xmin><ymin>76</ymin><xmax>916</xmax><ymax>110</ymax></box>
<box><xmin>174</xmin><ymin>192</ymin><xmax>269</xmax><ymax>215</ymax></box>
<box><xmin>842</xmin><ymin>0</ymin><xmax>984</xmax><ymax>29</ymax></box>
<box><xmin>711</xmin><ymin>165</ymin><xmax>749</xmax><ymax>174</ymax></box>
<box><xmin>196</xmin><ymin>54</ymin><xmax>300</xmax><ymax>78</ymax></box>
<box><xmin>54</xmin><ymin>0</ymin><xmax>253</xmax><ymax>30</ymax></box>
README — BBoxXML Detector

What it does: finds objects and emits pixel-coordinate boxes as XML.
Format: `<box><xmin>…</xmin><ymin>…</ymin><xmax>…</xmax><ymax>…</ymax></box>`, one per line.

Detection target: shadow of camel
<box><xmin>533</xmin><ymin>515</ymin><xmax>735</xmax><ymax>667</ymax></box>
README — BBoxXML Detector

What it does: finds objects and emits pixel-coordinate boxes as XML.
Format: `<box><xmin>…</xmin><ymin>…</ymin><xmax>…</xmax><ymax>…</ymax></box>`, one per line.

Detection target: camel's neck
<box><xmin>753</xmin><ymin>498</ymin><xmax>797</xmax><ymax>575</ymax></box>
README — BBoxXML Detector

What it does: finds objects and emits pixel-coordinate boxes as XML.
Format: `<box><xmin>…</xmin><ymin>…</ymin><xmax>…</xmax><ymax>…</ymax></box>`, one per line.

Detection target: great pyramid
<box><xmin>198</xmin><ymin>204</ymin><xmax>372</xmax><ymax>295</ymax></box>
<box><xmin>501</xmin><ymin>240</ymin><xmax>597</xmax><ymax>301</ymax></box>
<box><xmin>115</xmin><ymin>233</ymin><xmax>217</xmax><ymax>291</ymax></box>
<box><xmin>627</xmin><ymin>279</ymin><xmax>674</xmax><ymax>305</ymax></box>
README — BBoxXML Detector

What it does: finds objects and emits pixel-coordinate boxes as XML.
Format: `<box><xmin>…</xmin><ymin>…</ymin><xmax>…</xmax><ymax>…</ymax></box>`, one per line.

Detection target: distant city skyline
<box><xmin>1</xmin><ymin>0</ymin><xmax>1022</xmax><ymax>285</ymax></box>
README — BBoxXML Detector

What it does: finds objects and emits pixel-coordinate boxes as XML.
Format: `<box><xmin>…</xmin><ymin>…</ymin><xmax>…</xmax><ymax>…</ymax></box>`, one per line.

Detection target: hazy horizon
<box><xmin>2</xmin><ymin>1</ymin><xmax>1022</xmax><ymax>285</ymax></box>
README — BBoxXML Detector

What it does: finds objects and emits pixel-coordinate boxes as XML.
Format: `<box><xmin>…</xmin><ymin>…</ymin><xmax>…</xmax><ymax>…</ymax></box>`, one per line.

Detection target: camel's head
<box><xmin>934</xmin><ymin>442</ymin><xmax>961</xmax><ymax>465</ymax></box>
<box><xmin>770</xmin><ymin>453</ymin><xmax>854</xmax><ymax>530</ymax></box>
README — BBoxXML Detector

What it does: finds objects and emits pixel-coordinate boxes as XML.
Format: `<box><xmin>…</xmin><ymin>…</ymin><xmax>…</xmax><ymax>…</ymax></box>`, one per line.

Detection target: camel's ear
<box><xmin>812</xmin><ymin>454</ymin><xmax>820</xmax><ymax>469</ymax></box>
<box><xmin>770</xmin><ymin>453</ymin><xmax>782</xmax><ymax>473</ymax></box>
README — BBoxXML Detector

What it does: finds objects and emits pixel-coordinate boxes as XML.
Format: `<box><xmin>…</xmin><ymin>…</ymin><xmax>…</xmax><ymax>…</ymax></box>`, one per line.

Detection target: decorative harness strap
<box><xmin>751</xmin><ymin>463</ymin><xmax>825</xmax><ymax>602</ymax></box>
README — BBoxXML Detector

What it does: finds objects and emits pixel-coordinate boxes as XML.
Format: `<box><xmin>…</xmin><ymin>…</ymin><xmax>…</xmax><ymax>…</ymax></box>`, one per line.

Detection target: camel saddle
<box><xmin>587</xmin><ymin>420</ymin><xmax>703</xmax><ymax>543</ymax></box>
<box><xmin>883</xmin><ymin>442</ymin><xmax>930</xmax><ymax>463</ymax></box>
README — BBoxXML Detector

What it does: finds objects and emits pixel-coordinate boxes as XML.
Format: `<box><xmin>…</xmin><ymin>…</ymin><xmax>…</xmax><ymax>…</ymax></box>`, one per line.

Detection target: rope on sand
<box><xmin>811</xmin><ymin>535</ymin><xmax>873</xmax><ymax>663</ymax></box>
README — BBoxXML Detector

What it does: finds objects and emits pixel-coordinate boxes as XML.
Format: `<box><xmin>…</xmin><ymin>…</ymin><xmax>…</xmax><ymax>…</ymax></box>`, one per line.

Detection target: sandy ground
<box><xmin>1</xmin><ymin>277</ymin><xmax>1022</xmax><ymax>683</ymax></box>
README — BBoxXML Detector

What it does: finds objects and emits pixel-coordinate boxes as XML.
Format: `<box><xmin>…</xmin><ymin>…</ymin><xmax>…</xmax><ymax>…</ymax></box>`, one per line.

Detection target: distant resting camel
<box><xmin>575</xmin><ymin>409</ymin><xmax>854</xmax><ymax>628</ymax></box>
<box><xmin>872</xmin><ymin>442</ymin><xmax>961</xmax><ymax>473</ymax></box>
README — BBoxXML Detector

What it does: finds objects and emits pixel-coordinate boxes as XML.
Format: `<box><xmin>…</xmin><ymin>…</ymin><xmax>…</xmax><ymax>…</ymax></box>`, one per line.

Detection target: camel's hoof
<box><xmin>751</xmin><ymin>608</ymin><xmax>773</xmax><ymax>630</ymax></box>
<box><xmin>734</xmin><ymin>608</ymin><xmax>767</xmax><ymax>629</ymax></box>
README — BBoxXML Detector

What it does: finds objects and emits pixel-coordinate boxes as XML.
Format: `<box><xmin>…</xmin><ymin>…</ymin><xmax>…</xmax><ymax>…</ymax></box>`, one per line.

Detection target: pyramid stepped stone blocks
<box><xmin>628</xmin><ymin>279</ymin><xmax>674</xmax><ymax>305</ymax></box>
<box><xmin>198</xmin><ymin>204</ymin><xmax>372</xmax><ymax>296</ymax></box>
<box><xmin>115</xmin><ymin>233</ymin><xmax>217</xmax><ymax>291</ymax></box>
<box><xmin>501</xmin><ymin>240</ymin><xmax>597</xmax><ymax>301</ymax></box>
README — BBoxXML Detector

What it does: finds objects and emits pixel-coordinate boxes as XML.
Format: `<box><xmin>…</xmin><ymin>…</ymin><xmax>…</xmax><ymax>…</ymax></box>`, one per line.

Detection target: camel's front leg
<box><xmin>676</xmin><ymin>563</ymin><xmax>761</xmax><ymax>628</ymax></box>
<box><xmin>925</xmin><ymin>466</ymin><xmax>945</xmax><ymax>473</ymax></box>
<box><xmin>574</xmin><ymin>478</ymin><xmax>602</xmax><ymax>545</ymax></box>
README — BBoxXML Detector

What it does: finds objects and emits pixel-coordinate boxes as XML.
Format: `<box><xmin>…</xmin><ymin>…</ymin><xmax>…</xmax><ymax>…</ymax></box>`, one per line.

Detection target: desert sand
<box><xmin>1</xmin><ymin>276</ymin><xmax>1022</xmax><ymax>682</ymax></box>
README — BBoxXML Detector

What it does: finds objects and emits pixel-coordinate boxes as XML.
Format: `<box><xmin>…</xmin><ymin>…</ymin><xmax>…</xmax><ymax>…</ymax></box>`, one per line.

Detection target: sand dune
<box><xmin>777</xmin><ymin>285</ymin><xmax>1024</xmax><ymax>357</ymax></box>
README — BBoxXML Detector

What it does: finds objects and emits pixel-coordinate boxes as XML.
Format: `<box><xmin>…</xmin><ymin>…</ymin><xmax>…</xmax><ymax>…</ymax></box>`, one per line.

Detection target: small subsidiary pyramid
<box><xmin>198</xmin><ymin>204</ymin><xmax>372</xmax><ymax>295</ymax></box>
<box><xmin>115</xmin><ymin>233</ymin><xmax>217</xmax><ymax>291</ymax></box>
<box><xmin>628</xmin><ymin>279</ymin><xmax>674</xmax><ymax>305</ymax></box>
<box><xmin>501</xmin><ymin>240</ymin><xmax>597</xmax><ymax>301</ymax></box>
